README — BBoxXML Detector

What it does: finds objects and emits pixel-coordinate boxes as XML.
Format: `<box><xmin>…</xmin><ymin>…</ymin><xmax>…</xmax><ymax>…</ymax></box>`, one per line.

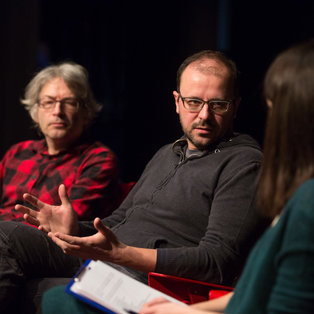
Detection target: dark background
<box><xmin>1</xmin><ymin>0</ymin><xmax>314</xmax><ymax>181</ymax></box>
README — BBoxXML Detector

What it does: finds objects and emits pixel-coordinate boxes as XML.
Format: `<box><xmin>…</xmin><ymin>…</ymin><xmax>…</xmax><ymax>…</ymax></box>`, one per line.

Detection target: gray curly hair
<box><xmin>21</xmin><ymin>62</ymin><xmax>102</xmax><ymax>129</ymax></box>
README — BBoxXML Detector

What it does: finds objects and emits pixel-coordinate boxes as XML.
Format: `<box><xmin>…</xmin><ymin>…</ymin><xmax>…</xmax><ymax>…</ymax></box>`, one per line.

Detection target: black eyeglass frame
<box><xmin>37</xmin><ymin>96</ymin><xmax>80</xmax><ymax>112</ymax></box>
<box><xmin>179</xmin><ymin>94</ymin><xmax>233</xmax><ymax>114</ymax></box>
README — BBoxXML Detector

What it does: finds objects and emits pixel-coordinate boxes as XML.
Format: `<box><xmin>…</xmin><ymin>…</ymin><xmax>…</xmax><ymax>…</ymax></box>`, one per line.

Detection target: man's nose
<box><xmin>52</xmin><ymin>101</ymin><xmax>63</xmax><ymax>114</ymax></box>
<box><xmin>197</xmin><ymin>103</ymin><xmax>212</xmax><ymax>120</ymax></box>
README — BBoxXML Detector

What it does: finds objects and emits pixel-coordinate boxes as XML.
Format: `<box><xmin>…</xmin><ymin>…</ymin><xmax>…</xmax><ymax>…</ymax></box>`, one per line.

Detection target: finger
<box><xmin>48</xmin><ymin>232</ymin><xmax>80</xmax><ymax>252</ymax></box>
<box><xmin>15</xmin><ymin>204</ymin><xmax>37</xmax><ymax>216</ymax></box>
<box><xmin>23</xmin><ymin>213</ymin><xmax>40</xmax><ymax>227</ymax></box>
<box><xmin>58</xmin><ymin>184</ymin><xmax>72</xmax><ymax>207</ymax></box>
<box><xmin>15</xmin><ymin>205</ymin><xmax>40</xmax><ymax>226</ymax></box>
<box><xmin>139</xmin><ymin>306</ymin><xmax>156</xmax><ymax>314</ymax></box>
<box><xmin>144</xmin><ymin>298</ymin><xmax>168</xmax><ymax>307</ymax></box>
<box><xmin>48</xmin><ymin>232</ymin><xmax>94</xmax><ymax>260</ymax></box>
<box><xmin>53</xmin><ymin>232</ymin><xmax>83</xmax><ymax>245</ymax></box>
<box><xmin>22</xmin><ymin>193</ymin><xmax>45</xmax><ymax>210</ymax></box>
<box><xmin>138</xmin><ymin>305</ymin><xmax>152</xmax><ymax>314</ymax></box>
<box><xmin>139</xmin><ymin>298</ymin><xmax>168</xmax><ymax>314</ymax></box>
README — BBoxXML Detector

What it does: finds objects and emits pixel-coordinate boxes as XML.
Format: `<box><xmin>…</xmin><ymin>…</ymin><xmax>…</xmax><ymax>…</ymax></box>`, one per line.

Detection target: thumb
<box><xmin>58</xmin><ymin>184</ymin><xmax>71</xmax><ymax>207</ymax></box>
<box><xmin>94</xmin><ymin>218</ymin><xmax>120</xmax><ymax>245</ymax></box>
<box><xmin>94</xmin><ymin>217</ymin><xmax>108</xmax><ymax>235</ymax></box>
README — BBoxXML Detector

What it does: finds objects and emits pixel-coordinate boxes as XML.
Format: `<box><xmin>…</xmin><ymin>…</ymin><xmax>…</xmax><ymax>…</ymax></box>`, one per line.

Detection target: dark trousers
<box><xmin>0</xmin><ymin>221</ymin><xmax>81</xmax><ymax>314</ymax></box>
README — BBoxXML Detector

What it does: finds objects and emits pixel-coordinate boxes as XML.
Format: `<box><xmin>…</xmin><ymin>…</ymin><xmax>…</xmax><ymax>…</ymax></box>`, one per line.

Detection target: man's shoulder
<box><xmin>75</xmin><ymin>141</ymin><xmax>118</xmax><ymax>162</ymax></box>
<box><xmin>147</xmin><ymin>141</ymin><xmax>175</xmax><ymax>155</ymax></box>
<box><xmin>0</xmin><ymin>140</ymin><xmax>44</xmax><ymax>163</ymax></box>
<box><xmin>217</xmin><ymin>133</ymin><xmax>262</xmax><ymax>157</ymax></box>
<box><xmin>142</xmin><ymin>142</ymin><xmax>177</xmax><ymax>169</ymax></box>
<box><xmin>221</xmin><ymin>133</ymin><xmax>261</xmax><ymax>150</ymax></box>
<box><xmin>77</xmin><ymin>140</ymin><xmax>114</xmax><ymax>154</ymax></box>
<box><xmin>203</xmin><ymin>133</ymin><xmax>263</xmax><ymax>173</ymax></box>
<box><xmin>6</xmin><ymin>139</ymin><xmax>44</xmax><ymax>153</ymax></box>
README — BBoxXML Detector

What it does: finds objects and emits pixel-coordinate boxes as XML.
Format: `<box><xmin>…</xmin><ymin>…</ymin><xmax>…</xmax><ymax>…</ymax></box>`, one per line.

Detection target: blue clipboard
<box><xmin>65</xmin><ymin>259</ymin><xmax>183</xmax><ymax>314</ymax></box>
<box><xmin>65</xmin><ymin>259</ymin><xmax>118</xmax><ymax>314</ymax></box>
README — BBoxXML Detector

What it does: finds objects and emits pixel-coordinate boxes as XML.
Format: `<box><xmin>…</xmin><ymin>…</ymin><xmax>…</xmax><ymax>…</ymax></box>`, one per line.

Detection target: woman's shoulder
<box><xmin>286</xmin><ymin>178</ymin><xmax>314</xmax><ymax>220</ymax></box>
<box><xmin>292</xmin><ymin>178</ymin><xmax>314</xmax><ymax>201</ymax></box>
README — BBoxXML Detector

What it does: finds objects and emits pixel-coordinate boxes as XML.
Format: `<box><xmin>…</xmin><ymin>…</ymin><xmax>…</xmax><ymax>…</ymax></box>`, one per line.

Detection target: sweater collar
<box><xmin>172</xmin><ymin>134</ymin><xmax>235</xmax><ymax>157</ymax></box>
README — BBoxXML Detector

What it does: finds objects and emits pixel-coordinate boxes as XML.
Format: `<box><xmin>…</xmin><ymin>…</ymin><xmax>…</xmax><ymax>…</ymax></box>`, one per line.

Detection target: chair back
<box><xmin>118</xmin><ymin>181</ymin><xmax>136</xmax><ymax>204</ymax></box>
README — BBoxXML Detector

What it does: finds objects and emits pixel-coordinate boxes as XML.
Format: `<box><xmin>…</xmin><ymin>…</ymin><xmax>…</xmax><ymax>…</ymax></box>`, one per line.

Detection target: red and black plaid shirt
<box><xmin>0</xmin><ymin>139</ymin><xmax>121</xmax><ymax>222</ymax></box>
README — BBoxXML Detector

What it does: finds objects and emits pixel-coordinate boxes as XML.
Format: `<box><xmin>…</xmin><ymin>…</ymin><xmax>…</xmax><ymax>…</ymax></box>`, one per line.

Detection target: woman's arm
<box><xmin>139</xmin><ymin>293</ymin><xmax>233</xmax><ymax>314</ymax></box>
<box><xmin>190</xmin><ymin>292</ymin><xmax>233</xmax><ymax>312</ymax></box>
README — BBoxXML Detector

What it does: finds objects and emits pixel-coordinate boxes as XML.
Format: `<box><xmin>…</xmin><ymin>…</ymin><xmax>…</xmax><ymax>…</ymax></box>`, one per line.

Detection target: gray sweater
<box><xmin>79</xmin><ymin>133</ymin><xmax>269</xmax><ymax>285</ymax></box>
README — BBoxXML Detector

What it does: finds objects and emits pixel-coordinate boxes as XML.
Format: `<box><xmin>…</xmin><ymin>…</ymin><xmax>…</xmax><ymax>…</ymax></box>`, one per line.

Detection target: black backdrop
<box><xmin>1</xmin><ymin>0</ymin><xmax>314</xmax><ymax>181</ymax></box>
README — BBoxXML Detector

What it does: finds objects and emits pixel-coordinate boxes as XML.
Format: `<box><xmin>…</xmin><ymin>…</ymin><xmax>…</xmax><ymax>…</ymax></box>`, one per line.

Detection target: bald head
<box><xmin>176</xmin><ymin>50</ymin><xmax>240</xmax><ymax>98</ymax></box>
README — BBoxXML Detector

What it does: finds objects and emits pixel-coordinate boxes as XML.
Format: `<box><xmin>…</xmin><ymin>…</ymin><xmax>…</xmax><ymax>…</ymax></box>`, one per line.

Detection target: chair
<box><xmin>148</xmin><ymin>272</ymin><xmax>233</xmax><ymax>304</ymax></box>
<box><xmin>22</xmin><ymin>181</ymin><xmax>136</xmax><ymax>314</ymax></box>
<box><xmin>118</xmin><ymin>181</ymin><xmax>136</xmax><ymax>204</ymax></box>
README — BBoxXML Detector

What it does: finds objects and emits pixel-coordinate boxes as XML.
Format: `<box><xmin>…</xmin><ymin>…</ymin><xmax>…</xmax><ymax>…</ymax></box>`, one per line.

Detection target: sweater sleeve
<box><xmin>267</xmin><ymin>180</ymin><xmax>314</xmax><ymax>313</ymax></box>
<box><xmin>155</xmin><ymin>160</ymin><xmax>268</xmax><ymax>285</ymax></box>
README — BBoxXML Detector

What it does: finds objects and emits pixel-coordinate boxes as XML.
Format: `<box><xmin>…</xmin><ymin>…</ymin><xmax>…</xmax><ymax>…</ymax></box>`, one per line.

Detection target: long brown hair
<box><xmin>258</xmin><ymin>39</ymin><xmax>314</xmax><ymax>218</ymax></box>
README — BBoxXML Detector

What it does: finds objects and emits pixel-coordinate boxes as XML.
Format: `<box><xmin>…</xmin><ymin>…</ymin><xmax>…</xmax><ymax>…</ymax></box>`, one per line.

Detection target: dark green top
<box><xmin>226</xmin><ymin>178</ymin><xmax>314</xmax><ymax>313</ymax></box>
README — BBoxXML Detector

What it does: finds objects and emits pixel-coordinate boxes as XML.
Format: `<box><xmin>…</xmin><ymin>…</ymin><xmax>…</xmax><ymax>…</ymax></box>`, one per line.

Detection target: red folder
<box><xmin>148</xmin><ymin>272</ymin><xmax>233</xmax><ymax>304</ymax></box>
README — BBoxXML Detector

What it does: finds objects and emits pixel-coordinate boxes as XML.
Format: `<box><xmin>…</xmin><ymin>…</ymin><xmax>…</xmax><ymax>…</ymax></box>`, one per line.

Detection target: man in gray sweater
<box><xmin>2</xmin><ymin>50</ymin><xmax>268</xmax><ymax>313</ymax></box>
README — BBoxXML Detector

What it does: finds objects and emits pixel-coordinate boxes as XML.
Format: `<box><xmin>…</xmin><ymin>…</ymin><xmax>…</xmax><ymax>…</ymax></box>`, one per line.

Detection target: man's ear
<box><xmin>33</xmin><ymin>109</ymin><xmax>39</xmax><ymax>123</ymax></box>
<box><xmin>266</xmin><ymin>99</ymin><xmax>273</xmax><ymax>108</ymax></box>
<box><xmin>173</xmin><ymin>91</ymin><xmax>180</xmax><ymax>114</ymax></box>
<box><xmin>232</xmin><ymin>96</ymin><xmax>241</xmax><ymax>119</ymax></box>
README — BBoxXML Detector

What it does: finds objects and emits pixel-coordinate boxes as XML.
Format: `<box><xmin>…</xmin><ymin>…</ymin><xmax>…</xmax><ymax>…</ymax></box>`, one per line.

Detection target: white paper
<box><xmin>69</xmin><ymin>260</ymin><xmax>185</xmax><ymax>314</ymax></box>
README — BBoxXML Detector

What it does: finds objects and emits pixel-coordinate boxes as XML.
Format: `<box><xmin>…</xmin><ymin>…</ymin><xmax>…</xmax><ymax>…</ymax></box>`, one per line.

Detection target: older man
<box><xmin>1</xmin><ymin>51</ymin><xmax>269</xmax><ymax>313</ymax></box>
<box><xmin>0</xmin><ymin>62</ymin><xmax>120</xmax><ymax>221</ymax></box>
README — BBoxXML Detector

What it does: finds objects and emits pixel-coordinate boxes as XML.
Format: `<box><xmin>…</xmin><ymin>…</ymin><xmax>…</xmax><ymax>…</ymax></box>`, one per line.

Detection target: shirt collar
<box><xmin>36</xmin><ymin>138</ymin><xmax>90</xmax><ymax>157</ymax></box>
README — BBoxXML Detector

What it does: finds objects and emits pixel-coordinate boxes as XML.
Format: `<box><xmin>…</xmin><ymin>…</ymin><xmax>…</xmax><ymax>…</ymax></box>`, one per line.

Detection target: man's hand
<box><xmin>15</xmin><ymin>184</ymin><xmax>78</xmax><ymax>235</ymax></box>
<box><xmin>49</xmin><ymin>217</ymin><xmax>157</xmax><ymax>272</ymax></box>
<box><xmin>48</xmin><ymin>217</ymin><xmax>126</xmax><ymax>261</ymax></box>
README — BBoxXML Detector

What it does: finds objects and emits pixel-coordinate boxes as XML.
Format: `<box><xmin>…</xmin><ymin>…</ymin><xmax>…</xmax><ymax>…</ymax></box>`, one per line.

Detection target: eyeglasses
<box><xmin>179</xmin><ymin>94</ymin><xmax>232</xmax><ymax>114</ymax></box>
<box><xmin>38</xmin><ymin>97</ymin><xmax>80</xmax><ymax>112</ymax></box>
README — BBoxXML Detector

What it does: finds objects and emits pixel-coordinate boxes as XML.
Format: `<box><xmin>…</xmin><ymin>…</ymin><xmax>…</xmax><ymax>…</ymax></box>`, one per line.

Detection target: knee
<box><xmin>0</xmin><ymin>221</ymin><xmax>20</xmax><ymax>236</ymax></box>
<box><xmin>0</xmin><ymin>221</ymin><xmax>41</xmax><ymax>255</ymax></box>
<box><xmin>42</xmin><ymin>286</ymin><xmax>74</xmax><ymax>314</ymax></box>
<box><xmin>0</xmin><ymin>221</ymin><xmax>20</xmax><ymax>248</ymax></box>
<box><xmin>42</xmin><ymin>285</ymin><xmax>100</xmax><ymax>314</ymax></box>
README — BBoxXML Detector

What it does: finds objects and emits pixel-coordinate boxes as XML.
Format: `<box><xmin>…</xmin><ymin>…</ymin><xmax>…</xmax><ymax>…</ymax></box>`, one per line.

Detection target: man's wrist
<box><xmin>116</xmin><ymin>246</ymin><xmax>157</xmax><ymax>273</ymax></box>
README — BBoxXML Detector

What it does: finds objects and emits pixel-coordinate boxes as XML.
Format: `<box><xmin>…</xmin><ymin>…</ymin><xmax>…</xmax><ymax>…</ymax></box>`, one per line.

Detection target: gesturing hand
<box><xmin>48</xmin><ymin>217</ymin><xmax>126</xmax><ymax>261</ymax></box>
<box><xmin>15</xmin><ymin>184</ymin><xmax>78</xmax><ymax>235</ymax></box>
